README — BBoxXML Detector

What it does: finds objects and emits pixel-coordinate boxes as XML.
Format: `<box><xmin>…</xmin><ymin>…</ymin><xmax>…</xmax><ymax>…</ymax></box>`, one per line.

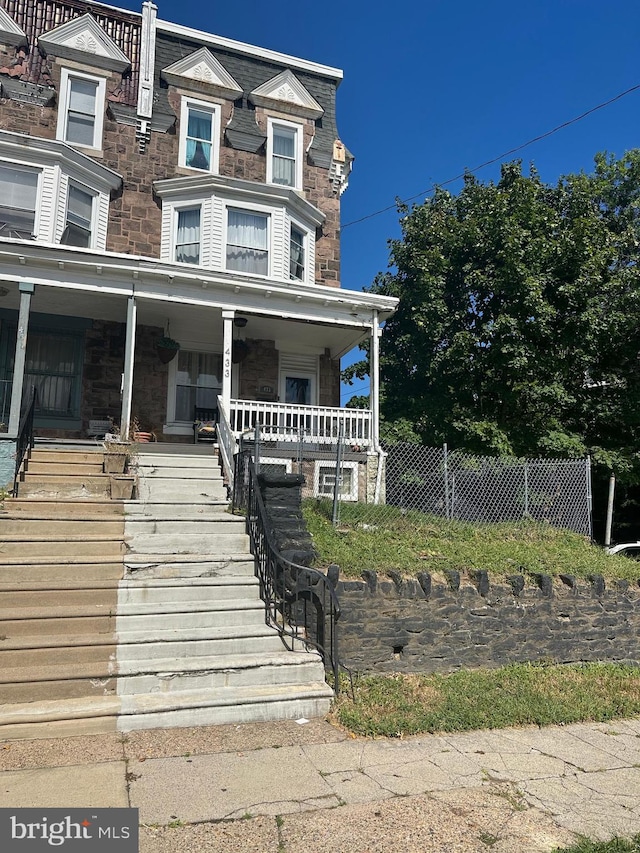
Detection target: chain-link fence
<box><xmin>241</xmin><ymin>428</ymin><xmax>593</xmax><ymax>538</ymax></box>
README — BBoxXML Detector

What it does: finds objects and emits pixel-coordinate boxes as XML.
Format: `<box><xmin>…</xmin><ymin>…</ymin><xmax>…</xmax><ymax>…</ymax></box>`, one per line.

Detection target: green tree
<box><xmin>359</xmin><ymin>154</ymin><xmax>640</xmax><ymax>480</ymax></box>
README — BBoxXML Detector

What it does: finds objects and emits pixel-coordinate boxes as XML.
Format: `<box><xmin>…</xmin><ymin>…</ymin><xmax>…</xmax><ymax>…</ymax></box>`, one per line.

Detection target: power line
<box><xmin>341</xmin><ymin>83</ymin><xmax>640</xmax><ymax>231</ymax></box>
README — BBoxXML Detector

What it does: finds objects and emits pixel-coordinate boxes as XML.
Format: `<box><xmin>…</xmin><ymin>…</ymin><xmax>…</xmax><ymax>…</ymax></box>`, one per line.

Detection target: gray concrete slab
<box><xmin>139</xmin><ymin>818</ymin><xmax>281</xmax><ymax>853</ymax></box>
<box><xmin>0</xmin><ymin>762</ymin><xmax>128</xmax><ymax>807</ymax></box>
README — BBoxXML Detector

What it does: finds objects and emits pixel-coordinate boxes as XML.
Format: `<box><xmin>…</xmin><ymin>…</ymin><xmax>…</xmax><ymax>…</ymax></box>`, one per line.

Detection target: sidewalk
<box><xmin>2</xmin><ymin>716</ymin><xmax>640</xmax><ymax>852</ymax></box>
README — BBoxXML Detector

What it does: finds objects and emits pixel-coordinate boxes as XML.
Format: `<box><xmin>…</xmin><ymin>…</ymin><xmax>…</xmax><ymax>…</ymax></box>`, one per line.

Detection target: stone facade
<box><xmin>336</xmin><ymin>571</ymin><xmax>640</xmax><ymax>674</ymax></box>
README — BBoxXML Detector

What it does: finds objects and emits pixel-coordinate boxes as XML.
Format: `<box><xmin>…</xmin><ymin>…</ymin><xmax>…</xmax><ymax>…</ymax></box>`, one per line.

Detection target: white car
<box><xmin>606</xmin><ymin>542</ymin><xmax>640</xmax><ymax>559</ymax></box>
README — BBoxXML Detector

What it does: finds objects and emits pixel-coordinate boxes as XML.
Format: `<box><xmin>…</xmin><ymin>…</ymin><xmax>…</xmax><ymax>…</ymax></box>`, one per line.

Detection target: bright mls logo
<box><xmin>0</xmin><ymin>809</ymin><xmax>138</xmax><ymax>851</ymax></box>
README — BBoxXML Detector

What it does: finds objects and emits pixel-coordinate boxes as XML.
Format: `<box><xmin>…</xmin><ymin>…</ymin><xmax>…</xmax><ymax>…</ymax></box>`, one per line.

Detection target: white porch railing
<box><xmin>228</xmin><ymin>398</ymin><xmax>373</xmax><ymax>447</ymax></box>
<box><xmin>216</xmin><ymin>395</ymin><xmax>237</xmax><ymax>490</ymax></box>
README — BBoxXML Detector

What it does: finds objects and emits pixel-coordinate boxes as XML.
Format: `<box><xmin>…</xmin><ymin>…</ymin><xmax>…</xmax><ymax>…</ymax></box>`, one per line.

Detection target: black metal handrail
<box><xmin>237</xmin><ymin>453</ymin><xmax>341</xmax><ymax>688</ymax></box>
<box><xmin>13</xmin><ymin>386</ymin><xmax>37</xmax><ymax>496</ymax></box>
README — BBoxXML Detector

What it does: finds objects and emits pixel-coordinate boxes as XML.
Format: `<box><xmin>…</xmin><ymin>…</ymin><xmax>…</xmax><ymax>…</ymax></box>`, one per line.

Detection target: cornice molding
<box><xmin>38</xmin><ymin>13</ymin><xmax>131</xmax><ymax>74</ymax></box>
<box><xmin>162</xmin><ymin>47</ymin><xmax>243</xmax><ymax>101</ymax></box>
<box><xmin>249</xmin><ymin>70</ymin><xmax>324</xmax><ymax>120</ymax></box>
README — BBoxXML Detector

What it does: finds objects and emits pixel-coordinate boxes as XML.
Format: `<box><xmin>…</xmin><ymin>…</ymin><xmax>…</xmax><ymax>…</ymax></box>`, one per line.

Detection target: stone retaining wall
<box><xmin>336</xmin><ymin>570</ymin><xmax>640</xmax><ymax>673</ymax></box>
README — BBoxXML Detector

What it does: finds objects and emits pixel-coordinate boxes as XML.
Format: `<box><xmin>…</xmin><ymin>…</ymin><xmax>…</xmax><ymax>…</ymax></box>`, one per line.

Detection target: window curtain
<box><xmin>272</xmin><ymin>127</ymin><xmax>296</xmax><ymax>186</ymax></box>
<box><xmin>227</xmin><ymin>210</ymin><xmax>268</xmax><ymax>274</ymax></box>
<box><xmin>176</xmin><ymin>209</ymin><xmax>200</xmax><ymax>264</ymax></box>
<box><xmin>186</xmin><ymin>109</ymin><xmax>212</xmax><ymax>170</ymax></box>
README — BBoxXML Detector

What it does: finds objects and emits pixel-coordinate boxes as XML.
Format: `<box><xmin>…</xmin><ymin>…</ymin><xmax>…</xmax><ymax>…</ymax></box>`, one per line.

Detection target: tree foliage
<box><xmin>361</xmin><ymin>154</ymin><xmax>640</xmax><ymax>479</ymax></box>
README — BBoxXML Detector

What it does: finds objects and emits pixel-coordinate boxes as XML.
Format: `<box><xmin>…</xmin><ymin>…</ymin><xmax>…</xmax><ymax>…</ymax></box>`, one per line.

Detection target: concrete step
<box><xmin>123</xmin><ymin>518</ymin><xmax>244</xmax><ymax>535</ymax></box>
<box><xmin>134</xmin><ymin>467</ymin><xmax>223</xmax><ymax>480</ymax></box>
<box><xmin>118</xmin><ymin>577</ymin><xmax>258</xmax><ymax>604</ymax></box>
<box><xmin>0</xmin><ymin>652</ymin><xmax>322</xmax><ymax>703</ymax></box>
<box><xmin>0</xmin><ymin>563</ymin><xmax>123</xmax><ymax>582</ymax></box>
<box><xmin>123</xmin><ymin>501</ymin><xmax>229</xmax><ymax>517</ymax></box>
<box><xmin>0</xmin><ymin>500</ymin><xmax>124</xmax><ymax>518</ymax></box>
<box><xmin>0</xmin><ymin>641</ymin><xmax>117</xmax><ymax>669</ymax></box>
<box><xmin>135</xmin><ymin>480</ymin><xmax>226</xmax><ymax>500</ymax></box>
<box><xmin>115</xmin><ymin>605</ymin><xmax>265</xmax><ymax>632</ymax></box>
<box><xmin>29</xmin><ymin>450</ymin><xmax>104</xmax><ymax>465</ymax></box>
<box><xmin>0</xmin><ymin>681</ymin><xmax>333</xmax><ymax>739</ymax></box>
<box><xmin>0</xmin><ymin>588</ymin><xmax>118</xmax><ymax>609</ymax></box>
<box><xmin>118</xmin><ymin>651</ymin><xmax>325</xmax><ymax>694</ymax></box>
<box><xmin>135</xmin><ymin>455</ymin><xmax>220</xmax><ymax>469</ymax></box>
<box><xmin>124</xmin><ymin>533</ymin><xmax>249</xmax><ymax>555</ymax></box>
<box><xmin>118</xmin><ymin>683</ymin><xmax>333</xmax><ymax>731</ymax></box>
<box><xmin>25</xmin><ymin>462</ymin><xmax>104</xmax><ymax>476</ymax></box>
<box><xmin>116</xmin><ymin>627</ymin><xmax>287</xmax><ymax>659</ymax></box>
<box><xmin>0</xmin><ymin>539</ymin><xmax>125</xmax><ymax>557</ymax></box>
<box><xmin>0</xmin><ymin>614</ymin><xmax>116</xmax><ymax>637</ymax></box>
<box><xmin>124</xmin><ymin>557</ymin><xmax>254</xmax><ymax>579</ymax></box>
<box><xmin>17</xmin><ymin>479</ymin><xmax>111</xmax><ymax>499</ymax></box>
<box><xmin>0</xmin><ymin>519</ymin><xmax>125</xmax><ymax>536</ymax></box>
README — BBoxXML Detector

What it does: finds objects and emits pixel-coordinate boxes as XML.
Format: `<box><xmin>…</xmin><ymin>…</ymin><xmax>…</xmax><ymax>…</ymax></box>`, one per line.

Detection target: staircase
<box><xmin>0</xmin><ymin>445</ymin><xmax>332</xmax><ymax>739</ymax></box>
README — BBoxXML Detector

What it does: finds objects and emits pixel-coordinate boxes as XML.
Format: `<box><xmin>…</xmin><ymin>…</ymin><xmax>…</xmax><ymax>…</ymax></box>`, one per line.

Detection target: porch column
<box><xmin>370</xmin><ymin>309</ymin><xmax>382</xmax><ymax>450</ymax></box>
<box><xmin>120</xmin><ymin>296</ymin><xmax>137</xmax><ymax>439</ymax></box>
<box><xmin>221</xmin><ymin>309</ymin><xmax>235</xmax><ymax>415</ymax></box>
<box><xmin>8</xmin><ymin>282</ymin><xmax>35</xmax><ymax>437</ymax></box>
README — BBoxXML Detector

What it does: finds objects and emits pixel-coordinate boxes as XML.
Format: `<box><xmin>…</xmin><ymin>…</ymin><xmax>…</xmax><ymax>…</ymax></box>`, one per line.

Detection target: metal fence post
<box><xmin>443</xmin><ymin>443</ymin><xmax>450</xmax><ymax>520</ymax></box>
<box><xmin>523</xmin><ymin>462</ymin><xmax>529</xmax><ymax>519</ymax></box>
<box><xmin>332</xmin><ymin>424</ymin><xmax>345</xmax><ymax>527</ymax></box>
<box><xmin>255</xmin><ymin>423</ymin><xmax>261</xmax><ymax>474</ymax></box>
<box><xmin>586</xmin><ymin>455</ymin><xmax>594</xmax><ymax>542</ymax></box>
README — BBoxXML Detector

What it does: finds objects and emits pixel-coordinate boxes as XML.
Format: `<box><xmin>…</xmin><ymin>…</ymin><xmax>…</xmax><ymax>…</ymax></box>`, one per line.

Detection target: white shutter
<box><xmin>39</xmin><ymin>165</ymin><xmax>60</xmax><ymax>242</ymax></box>
<box><xmin>94</xmin><ymin>191</ymin><xmax>108</xmax><ymax>250</ymax></box>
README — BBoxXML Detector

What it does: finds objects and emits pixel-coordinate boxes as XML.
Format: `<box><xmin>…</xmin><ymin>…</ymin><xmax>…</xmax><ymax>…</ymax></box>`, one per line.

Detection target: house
<box><xmin>0</xmin><ymin>0</ymin><xmax>397</xmax><ymax>491</ymax></box>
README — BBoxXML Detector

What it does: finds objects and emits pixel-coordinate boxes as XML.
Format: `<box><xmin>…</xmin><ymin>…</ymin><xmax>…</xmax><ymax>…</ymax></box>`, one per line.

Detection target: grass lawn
<box><xmin>303</xmin><ymin>499</ymin><xmax>638</xmax><ymax>581</ymax></box>
<box><xmin>553</xmin><ymin>838</ymin><xmax>640</xmax><ymax>852</ymax></box>
<box><xmin>331</xmin><ymin>662</ymin><xmax>640</xmax><ymax>737</ymax></box>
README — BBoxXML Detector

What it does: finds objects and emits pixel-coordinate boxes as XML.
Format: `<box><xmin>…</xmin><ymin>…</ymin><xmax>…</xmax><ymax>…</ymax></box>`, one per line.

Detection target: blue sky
<box><xmin>115</xmin><ymin>0</ymin><xmax>640</xmax><ymax>403</ymax></box>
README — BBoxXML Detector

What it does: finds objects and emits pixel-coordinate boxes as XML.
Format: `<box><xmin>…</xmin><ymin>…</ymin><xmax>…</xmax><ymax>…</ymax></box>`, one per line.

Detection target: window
<box><xmin>61</xmin><ymin>184</ymin><xmax>94</xmax><ymax>247</ymax></box>
<box><xmin>174</xmin><ymin>350</ymin><xmax>222</xmax><ymax>421</ymax></box>
<box><xmin>0</xmin><ymin>164</ymin><xmax>38</xmax><ymax>239</ymax></box>
<box><xmin>180</xmin><ymin>99</ymin><xmax>220</xmax><ymax>173</ymax></box>
<box><xmin>290</xmin><ymin>225</ymin><xmax>305</xmax><ymax>280</ymax></box>
<box><xmin>57</xmin><ymin>70</ymin><xmax>106</xmax><ymax>149</ymax></box>
<box><xmin>314</xmin><ymin>461</ymin><xmax>358</xmax><ymax>501</ymax></box>
<box><xmin>226</xmin><ymin>209</ymin><xmax>269</xmax><ymax>275</ymax></box>
<box><xmin>175</xmin><ymin>208</ymin><xmax>201</xmax><ymax>264</ymax></box>
<box><xmin>267</xmin><ymin>120</ymin><xmax>302</xmax><ymax>189</ymax></box>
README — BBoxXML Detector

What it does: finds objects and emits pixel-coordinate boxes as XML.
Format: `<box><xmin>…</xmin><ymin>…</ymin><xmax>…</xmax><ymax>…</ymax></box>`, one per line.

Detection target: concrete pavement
<box><xmin>2</xmin><ymin>716</ymin><xmax>640</xmax><ymax>852</ymax></box>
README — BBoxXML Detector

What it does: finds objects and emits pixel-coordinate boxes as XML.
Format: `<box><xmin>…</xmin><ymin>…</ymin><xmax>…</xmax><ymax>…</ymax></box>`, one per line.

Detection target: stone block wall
<box><xmin>336</xmin><ymin>570</ymin><xmax>640</xmax><ymax>674</ymax></box>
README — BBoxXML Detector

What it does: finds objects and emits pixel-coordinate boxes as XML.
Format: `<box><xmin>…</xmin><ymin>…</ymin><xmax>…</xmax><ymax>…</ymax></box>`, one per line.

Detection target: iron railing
<box><xmin>235</xmin><ymin>449</ymin><xmax>341</xmax><ymax>688</ymax></box>
<box><xmin>13</xmin><ymin>386</ymin><xmax>37</xmax><ymax>496</ymax></box>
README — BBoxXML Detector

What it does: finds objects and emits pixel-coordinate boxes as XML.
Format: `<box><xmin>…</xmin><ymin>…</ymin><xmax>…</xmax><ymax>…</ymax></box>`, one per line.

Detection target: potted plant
<box><xmin>155</xmin><ymin>335</ymin><xmax>180</xmax><ymax>364</ymax></box>
<box><xmin>103</xmin><ymin>428</ymin><xmax>130</xmax><ymax>474</ymax></box>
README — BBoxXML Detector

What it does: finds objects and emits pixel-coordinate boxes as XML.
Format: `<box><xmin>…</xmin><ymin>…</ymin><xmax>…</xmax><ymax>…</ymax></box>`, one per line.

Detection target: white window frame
<box><xmin>267</xmin><ymin>118</ymin><xmax>303</xmax><ymax>190</ymax></box>
<box><xmin>313</xmin><ymin>460</ymin><xmax>359</xmax><ymax>502</ymax></box>
<box><xmin>62</xmin><ymin>181</ymin><xmax>97</xmax><ymax>248</ymax></box>
<box><xmin>225</xmin><ymin>204</ymin><xmax>271</xmax><ymax>277</ymax></box>
<box><xmin>0</xmin><ymin>161</ymin><xmax>41</xmax><ymax>239</ymax></box>
<box><xmin>56</xmin><ymin>68</ymin><xmax>107</xmax><ymax>151</ymax></box>
<box><xmin>172</xmin><ymin>204</ymin><xmax>202</xmax><ymax>265</ymax></box>
<box><xmin>289</xmin><ymin>219</ymin><xmax>308</xmax><ymax>282</ymax></box>
<box><xmin>259</xmin><ymin>457</ymin><xmax>293</xmax><ymax>476</ymax></box>
<box><xmin>179</xmin><ymin>97</ymin><xmax>221</xmax><ymax>174</ymax></box>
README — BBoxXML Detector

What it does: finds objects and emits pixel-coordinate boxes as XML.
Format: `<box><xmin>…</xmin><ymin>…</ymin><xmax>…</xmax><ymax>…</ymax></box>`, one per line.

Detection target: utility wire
<box><xmin>341</xmin><ymin>83</ymin><xmax>640</xmax><ymax>231</ymax></box>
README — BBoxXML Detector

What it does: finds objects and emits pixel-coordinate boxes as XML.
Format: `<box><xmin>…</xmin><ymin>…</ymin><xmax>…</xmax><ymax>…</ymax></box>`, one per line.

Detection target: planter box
<box><xmin>110</xmin><ymin>475</ymin><xmax>135</xmax><ymax>500</ymax></box>
<box><xmin>104</xmin><ymin>453</ymin><xmax>128</xmax><ymax>474</ymax></box>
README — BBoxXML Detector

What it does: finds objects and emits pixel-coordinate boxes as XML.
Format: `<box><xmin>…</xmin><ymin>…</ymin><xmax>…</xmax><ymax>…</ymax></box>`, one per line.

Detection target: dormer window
<box><xmin>0</xmin><ymin>163</ymin><xmax>38</xmax><ymax>239</ymax></box>
<box><xmin>179</xmin><ymin>98</ymin><xmax>220</xmax><ymax>173</ymax></box>
<box><xmin>57</xmin><ymin>69</ymin><xmax>106</xmax><ymax>150</ymax></box>
<box><xmin>267</xmin><ymin>119</ymin><xmax>303</xmax><ymax>190</ymax></box>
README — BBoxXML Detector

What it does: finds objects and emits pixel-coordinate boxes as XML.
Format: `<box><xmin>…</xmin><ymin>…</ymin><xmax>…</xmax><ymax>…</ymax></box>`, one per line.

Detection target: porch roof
<box><xmin>0</xmin><ymin>239</ymin><xmax>398</xmax><ymax>358</ymax></box>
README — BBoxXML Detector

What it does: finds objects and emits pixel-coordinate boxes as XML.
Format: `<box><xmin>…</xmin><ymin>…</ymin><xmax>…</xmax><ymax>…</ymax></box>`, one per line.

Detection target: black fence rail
<box><xmin>234</xmin><ymin>448</ymin><xmax>341</xmax><ymax>688</ymax></box>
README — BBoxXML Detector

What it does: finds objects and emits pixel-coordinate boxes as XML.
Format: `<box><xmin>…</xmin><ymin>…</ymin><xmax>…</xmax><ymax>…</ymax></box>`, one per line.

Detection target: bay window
<box><xmin>62</xmin><ymin>184</ymin><xmax>94</xmax><ymax>247</ymax></box>
<box><xmin>290</xmin><ymin>224</ymin><xmax>305</xmax><ymax>281</ymax></box>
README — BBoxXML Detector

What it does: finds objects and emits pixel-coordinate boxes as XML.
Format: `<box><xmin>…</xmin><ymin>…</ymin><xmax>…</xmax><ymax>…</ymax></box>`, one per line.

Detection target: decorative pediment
<box><xmin>162</xmin><ymin>48</ymin><xmax>242</xmax><ymax>100</ymax></box>
<box><xmin>249</xmin><ymin>70</ymin><xmax>323</xmax><ymax>120</ymax></box>
<box><xmin>38</xmin><ymin>13</ymin><xmax>130</xmax><ymax>73</ymax></box>
<box><xmin>0</xmin><ymin>8</ymin><xmax>27</xmax><ymax>46</ymax></box>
